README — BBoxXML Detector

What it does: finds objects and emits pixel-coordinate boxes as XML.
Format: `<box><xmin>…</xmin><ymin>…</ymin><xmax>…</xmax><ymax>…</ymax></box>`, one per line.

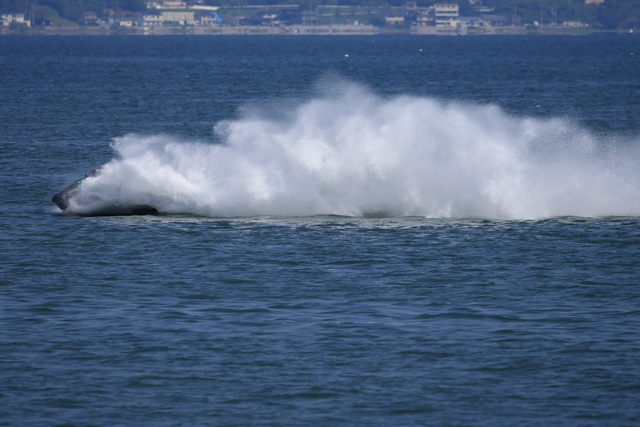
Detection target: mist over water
<box><xmin>71</xmin><ymin>82</ymin><xmax>640</xmax><ymax>219</ymax></box>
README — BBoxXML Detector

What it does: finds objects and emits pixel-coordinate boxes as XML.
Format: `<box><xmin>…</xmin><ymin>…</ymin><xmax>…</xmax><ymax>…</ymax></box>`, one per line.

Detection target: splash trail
<box><xmin>69</xmin><ymin>84</ymin><xmax>640</xmax><ymax>219</ymax></box>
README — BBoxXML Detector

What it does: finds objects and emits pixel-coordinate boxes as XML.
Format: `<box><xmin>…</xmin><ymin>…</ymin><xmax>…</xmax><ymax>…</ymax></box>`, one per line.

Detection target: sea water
<box><xmin>1</xmin><ymin>35</ymin><xmax>640</xmax><ymax>425</ymax></box>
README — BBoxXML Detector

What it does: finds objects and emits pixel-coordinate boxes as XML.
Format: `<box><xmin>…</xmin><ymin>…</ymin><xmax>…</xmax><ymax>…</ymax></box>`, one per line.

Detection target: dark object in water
<box><xmin>52</xmin><ymin>169</ymin><xmax>100</xmax><ymax>211</ymax></box>
<box><xmin>52</xmin><ymin>169</ymin><xmax>158</xmax><ymax>215</ymax></box>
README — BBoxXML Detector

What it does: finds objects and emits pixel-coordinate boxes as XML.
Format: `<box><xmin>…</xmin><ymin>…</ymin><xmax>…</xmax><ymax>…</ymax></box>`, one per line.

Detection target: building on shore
<box><xmin>138</xmin><ymin>12</ymin><xmax>163</xmax><ymax>26</ymax></box>
<box><xmin>384</xmin><ymin>10</ymin><xmax>405</xmax><ymax>25</ymax></box>
<box><xmin>158</xmin><ymin>11</ymin><xmax>196</xmax><ymax>25</ymax></box>
<box><xmin>111</xmin><ymin>18</ymin><xmax>135</xmax><ymax>27</ymax></box>
<box><xmin>2</xmin><ymin>13</ymin><xmax>31</xmax><ymax>27</ymax></box>
<box><xmin>562</xmin><ymin>21</ymin><xmax>589</xmax><ymax>27</ymax></box>
<box><xmin>481</xmin><ymin>14</ymin><xmax>510</xmax><ymax>26</ymax></box>
<box><xmin>416</xmin><ymin>10</ymin><xmax>434</xmax><ymax>26</ymax></box>
<box><xmin>4</xmin><ymin>0</ymin><xmax>605</xmax><ymax>36</ymax></box>
<box><xmin>78</xmin><ymin>11</ymin><xmax>98</xmax><ymax>25</ymax></box>
<box><xmin>434</xmin><ymin>4</ymin><xmax>459</xmax><ymax>27</ymax></box>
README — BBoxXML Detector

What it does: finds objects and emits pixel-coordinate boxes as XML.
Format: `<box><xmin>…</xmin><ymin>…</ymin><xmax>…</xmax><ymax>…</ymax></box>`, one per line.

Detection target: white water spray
<box><xmin>70</xmin><ymin>83</ymin><xmax>640</xmax><ymax>219</ymax></box>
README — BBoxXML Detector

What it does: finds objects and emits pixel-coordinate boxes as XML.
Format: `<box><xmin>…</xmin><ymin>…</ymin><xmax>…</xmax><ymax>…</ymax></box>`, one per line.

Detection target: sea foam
<box><xmin>70</xmin><ymin>83</ymin><xmax>640</xmax><ymax>219</ymax></box>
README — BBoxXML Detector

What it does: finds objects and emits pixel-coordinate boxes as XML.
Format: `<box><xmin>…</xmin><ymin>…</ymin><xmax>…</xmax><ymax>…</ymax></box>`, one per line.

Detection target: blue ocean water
<box><xmin>1</xmin><ymin>35</ymin><xmax>640</xmax><ymax>425</ymax></box>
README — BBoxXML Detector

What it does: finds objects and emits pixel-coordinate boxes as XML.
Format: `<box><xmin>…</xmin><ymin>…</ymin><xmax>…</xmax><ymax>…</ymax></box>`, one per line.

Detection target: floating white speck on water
<box><xmin>345</xmin><ymin>54</ymin><xmax>349</xmax><ymax>57</ymax></box>
<box><xmin>83</xmin><ymin>81</ymin><xmax>640</xmax><ymax>219</ymax></box>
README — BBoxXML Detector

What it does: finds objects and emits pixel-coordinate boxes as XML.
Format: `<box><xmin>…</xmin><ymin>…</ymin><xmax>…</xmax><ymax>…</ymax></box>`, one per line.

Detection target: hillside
<box><xmin>1</xmin><ymin>0</ymin><xmax>638</xmax><ymax>29</ymax></box>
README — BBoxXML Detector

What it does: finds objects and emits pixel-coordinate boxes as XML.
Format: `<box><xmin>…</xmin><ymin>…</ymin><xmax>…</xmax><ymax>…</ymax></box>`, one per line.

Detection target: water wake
<box><xmin>70</xmin><ymin>84</ymin><xmax>640</xmax><ymax>219</ymax></box>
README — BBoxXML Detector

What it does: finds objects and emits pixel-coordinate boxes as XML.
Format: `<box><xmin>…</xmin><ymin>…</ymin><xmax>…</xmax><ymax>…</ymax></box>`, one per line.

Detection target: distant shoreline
<box><xmin>1</xmin><ymin>25</ymin><xmax>634</xmax><ymax>36</ymax></box>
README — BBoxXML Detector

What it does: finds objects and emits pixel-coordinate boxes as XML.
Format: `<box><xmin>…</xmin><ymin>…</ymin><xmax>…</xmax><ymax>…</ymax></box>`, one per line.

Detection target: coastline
<box><xmin>2</xmin><ymin>24</ymin><xmax>634</xmax><ymax>36</ymax></box>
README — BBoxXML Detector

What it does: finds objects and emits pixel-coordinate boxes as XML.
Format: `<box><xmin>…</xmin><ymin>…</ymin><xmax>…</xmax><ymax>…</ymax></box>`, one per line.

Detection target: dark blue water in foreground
<box><xmin>2</xmin><ymin>35</ymin><xmax>640</xmax><ymax>425</ymax></box>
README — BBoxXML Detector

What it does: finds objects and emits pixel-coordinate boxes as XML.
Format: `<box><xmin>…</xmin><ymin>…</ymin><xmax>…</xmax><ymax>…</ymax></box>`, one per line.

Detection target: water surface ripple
<box><xmin>1</xmin><ymin>35</ymin><xmax>640</xmax><ymax>425</ymax></box>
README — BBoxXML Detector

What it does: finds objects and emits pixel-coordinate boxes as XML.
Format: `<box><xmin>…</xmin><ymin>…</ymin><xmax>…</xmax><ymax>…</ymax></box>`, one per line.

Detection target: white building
<box><xmin>156</xmin><ymin>1</ymin><xmax>187</xmax><ymax>9</ymax></box>
<box><xmin>416</xmin><ymin>10</ymin><xmax>433</xmax><ymax>26</ymax></box>
<box><xmin>138</xmin><ymin>10</ymin><xmax>198</xmax><ymax>26</ymax></box>
<box><xmin>160</xmin><ymin>11</ymin><xmax>196</xmax><ymax>25</ymax></box>
<box><xmin>384</xmin><ymin>11</ymin><xmax>405</xmax><ymax>25</ymax></box>
<box><xmin>434</xmin><ymin>4</ymin><xmax>459</xmax><ymax>27</ymax></box>
<box><xmin>145</xmin><ymin>1</ymin><xmax>162</xmax><ymax>9</ymax></box>
<box><xmin>138</xmin><ymin>12</ymin><xmax>163</xmax><ymax>26</ymax></box>
<box><xmin>145</xmin><ymin>0</ymin><xmax>218</xmax><ymax>10</ymax></box>
<box><xmin>112</xmin><ymin>18</ymin><xmax>134</xmax><ymax>27</ymax></box>
<box><xmin>563</xmin><ymin>21</ymin><xmax>588</xmax><ymax>27</ymax></box>
<box><xmin>2</xmin><ymin>13</ymin><xmax>31</xmax><ymax>27</ymax></box>
<box><xmin>458</xmin><ymin>16</ymin><xmax>489</xmax><ymax>28</ymax></box>
<box><xmin>198</xmin><ymin>13</ymin><xmax>219</xmax><ymax>26</ymax></box>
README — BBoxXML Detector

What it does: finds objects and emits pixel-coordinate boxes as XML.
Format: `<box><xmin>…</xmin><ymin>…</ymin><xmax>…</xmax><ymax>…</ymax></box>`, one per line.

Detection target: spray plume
<box><xmin>69</xmin><ymin>83</ymin><xmax>640</xmax><ymax>219</ymax></box>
